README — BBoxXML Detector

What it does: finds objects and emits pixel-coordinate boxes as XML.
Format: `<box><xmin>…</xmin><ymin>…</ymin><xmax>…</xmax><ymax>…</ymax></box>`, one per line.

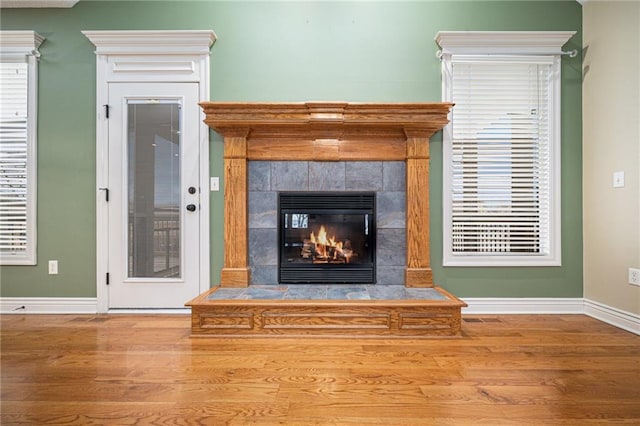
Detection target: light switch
<box><xmin>210</xmin><ymin>177</ymin><xmax>220</xmax><ymax>191</ymax></box>
<box><xmin>613</xmin><ymin>171</ymin><xmax>625</xmax><ymax>188</ymax></box>
<box><xmin>48</xmin><ymin>260</ymin><xmax>58</xmax><ymax>275</ymax></box>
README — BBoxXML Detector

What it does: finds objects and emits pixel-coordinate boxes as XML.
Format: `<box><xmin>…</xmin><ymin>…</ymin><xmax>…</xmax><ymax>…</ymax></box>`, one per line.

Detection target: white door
<box><xmin>107</xmin><ymin>83</ymin><xmax>200</xmax><ymax>309</ymax></box>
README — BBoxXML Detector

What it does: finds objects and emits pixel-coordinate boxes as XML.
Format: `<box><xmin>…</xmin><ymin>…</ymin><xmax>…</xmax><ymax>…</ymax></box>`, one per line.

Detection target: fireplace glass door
<box><xmin>279</xmin><ymin>193</ymin><xmax>375</xmax><ymax>284</ymax></box>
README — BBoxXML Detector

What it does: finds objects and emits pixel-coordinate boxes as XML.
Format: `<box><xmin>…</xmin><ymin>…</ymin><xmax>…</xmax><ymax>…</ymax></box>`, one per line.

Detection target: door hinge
<box><xmin>106</xmin><ymin>272</ymin><xmax>110</xmax><ymax>285</ymax></box>
<box><xmin>103</xmin><ymin>104</ymin><xmax>110</xmax><ymax>119</ymax></box>
<box><xmin>99</xmin><ymin>187</ymin><xmax>109</xmax><ymax>202</ymax></box>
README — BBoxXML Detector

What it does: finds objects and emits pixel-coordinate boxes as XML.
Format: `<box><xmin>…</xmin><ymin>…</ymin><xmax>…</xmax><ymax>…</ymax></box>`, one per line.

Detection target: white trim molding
<box><xmin>2</xmin><ymin>296</ymin><xmax>638</xmax><ymax>335</ymax></box>
<box><xmin>0</xmin><ymin>30</ymin><xmax>45</xmax><ymax>55</ymax></box>
<box><xmin>82</xmin><ymin>30</ymin><xmax>216</xmax><ymax>55</ymax></box>
<box><xmin>1</xmin><ymin>0</ymin><xmax>79</xmax><ymax>8</ymax></box>
<box><xmin>435</xmin><ymin>31</ymin><xmax>576</xmax><ymax>56</ymax></box>
<box><xmin>83</xmin><ymin>30</ymin><xmax>216</xmax><ymax>312</ymax></box>
<box><xmin>462</xmin><ymin>298</ymin><xmax>585</xmax><ymax>315</ymax></box>
<box><xmin>108</xmin><ymin>308</ymin><xmax>190</xmax><ymax>315</ymax></box>
<box><xmin>1</xmin><ymin>297</ymin><xmax>97</xmax><ymax>314</ymax></box>
<box><xmin>463</xmin><ymin>297</ymin><xmax>639</xmax><ymax>336</ymax></box>
<box><xmin>584</xmin><ymin>299</ymin><xmax>640</xmax><ymax>335</ymax></box>
<box><xmin>437</xmin><ymin>31</ymin><xmax>576</xmax><ymax>267</ymax></box>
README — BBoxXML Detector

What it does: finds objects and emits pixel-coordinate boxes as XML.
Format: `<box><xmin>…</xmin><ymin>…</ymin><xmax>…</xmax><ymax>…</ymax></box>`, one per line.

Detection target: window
<box><xmin>436</xmin><ymin>31</ymin><xmax>574</xmax><ymax>266</ymax></box>
<box><xmin>0</xmin><ymin>31</ymin><xmax>44</xmax><ymax>265</ymax></box>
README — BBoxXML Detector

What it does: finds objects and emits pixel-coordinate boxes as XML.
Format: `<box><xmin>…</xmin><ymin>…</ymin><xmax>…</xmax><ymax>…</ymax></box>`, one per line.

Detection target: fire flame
<box><xmin>308</xmin><ymin>225</ymin><xmax>351</xmax><ymax>263</ymax></box>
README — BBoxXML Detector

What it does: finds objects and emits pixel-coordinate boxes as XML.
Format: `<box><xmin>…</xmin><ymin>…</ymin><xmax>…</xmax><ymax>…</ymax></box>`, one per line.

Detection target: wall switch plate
<box><xmin>48</xmin><ymin>260</ymin><xmax>58</xmax><ymax>275</ymax></box>
<box><xmin>210</xmin><ymin>177</ymin><xmax>219</xmax><ymax>191</ymax></box>
<box><xmin>613</xmin><ymin>171</ymin><xmax>625</xmax><ymax>188</ymax></box>
<box><xmin>629</xmin><ymin>268</ymin><xmax>640</xmax><ymax>286</ymax></box>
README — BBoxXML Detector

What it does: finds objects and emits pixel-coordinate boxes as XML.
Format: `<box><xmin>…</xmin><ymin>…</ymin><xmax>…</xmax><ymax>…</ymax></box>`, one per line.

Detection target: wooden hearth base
<box><xmin>186</xmin><ymin>286</ymin><xmax>466</xmax><ymax>338</ymax></box>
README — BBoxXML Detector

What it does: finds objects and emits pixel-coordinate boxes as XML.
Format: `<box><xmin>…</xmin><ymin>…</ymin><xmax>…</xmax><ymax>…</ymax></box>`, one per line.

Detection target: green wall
<box><xmin>0</xmin><ymin>1</ymin><xmax>583</xmax><ymax>298</ymax></box>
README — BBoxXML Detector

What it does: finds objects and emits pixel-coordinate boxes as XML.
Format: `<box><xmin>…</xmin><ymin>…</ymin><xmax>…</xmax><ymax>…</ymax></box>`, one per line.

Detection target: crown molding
<box><xmin>82</xmin><ymin>30</ymin><xmax>217</xmax><ymax>55</ymax></box>
<box><xmin>435</xmin><ymin>31</ymin><xmax>576</xmax><ymax>55</ymax></box>
<box><xmin>0</xmin><ymin>30</ymin><xmax>45</xmax><ymax>56</ymax></box>
<box><xmin>1</xmin><ymin>0</ymin><xmax>78</xmax><ymax>7</ymax></box>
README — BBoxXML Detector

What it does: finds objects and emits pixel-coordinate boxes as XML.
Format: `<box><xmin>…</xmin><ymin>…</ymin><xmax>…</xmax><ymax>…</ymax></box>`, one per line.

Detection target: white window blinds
<box><xmin>437</xmin><ymin>31</ymin><xmax>572</xmax><ymax>267</ymax></box>
<box><xmin>443</xmin><ymin>55</ymin><xmax>561</xmax><ymax>266</ymax></box>
<box><xmin>0</xmin><ymin>59</ymin><xmax>35</xmax><ymax>264</ymax></box>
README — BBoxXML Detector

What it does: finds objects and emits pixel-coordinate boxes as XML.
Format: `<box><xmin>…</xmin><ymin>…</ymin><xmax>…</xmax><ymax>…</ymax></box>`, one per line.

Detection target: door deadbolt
<box><xmin>188</xmin><ymin>186</ymin><xmax>197</xmax><ymax>194</ymax></box>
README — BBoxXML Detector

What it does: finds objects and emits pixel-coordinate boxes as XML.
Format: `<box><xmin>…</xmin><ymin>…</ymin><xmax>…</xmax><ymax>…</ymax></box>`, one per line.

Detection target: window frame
<box><xmin>0</xmin><ymin>31</ymin><xmax>44</xmax><ymax>266</ymax></box>
<box><xmin>436</xmin><ymin>31</ymin><xmax>574</xmax><ymax>267</ymax></box>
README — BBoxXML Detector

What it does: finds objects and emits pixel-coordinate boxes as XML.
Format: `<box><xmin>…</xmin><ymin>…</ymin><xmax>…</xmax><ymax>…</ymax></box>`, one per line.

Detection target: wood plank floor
<box><xmin>2</xmin><ymin>314</ymin><xmax>639</xmax><ymax>425</ymax></box>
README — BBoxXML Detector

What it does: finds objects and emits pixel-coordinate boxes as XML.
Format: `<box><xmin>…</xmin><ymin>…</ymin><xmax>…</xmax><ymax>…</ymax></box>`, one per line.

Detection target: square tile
<box><xmin>309</xmin><ymin>162</ymin><xmax>346</xmax><ymax>191</ymax></box>
<box><xmin>327</xmin><ymin>286</ymin><xmax>371</xmax><ymax>300</ymax></box>
<box><xmin>207</xmin><ymin>288</ymin><xmax>247</xmax><ymax>300</ymax></box>
<box><xmin>248</xmin><ymin>191</ymin><xmax>277</xmax><ymax>228</ymax></box>
<box><xmin>376</xmin><ymin>265</ymin><xmax>405</xmax><ymax>285</ymax></box>
<box><xmin>244</xmin><ymin>285</ymin><xmax>287</xmax><ymax>300</ymax></box>
<box><xmin>249</xmin><ymin>228</ymin><xmax>278</xmax><ymax>266</ymax></box>
<box><xmin>284</xmin><ymin>285</ymin><xmax>328</xmax><ymax>300</ymax></box>
<box><xmin>271</xmin><ymin>161</ymin><xmax>309</xmax><ymax>191</ymax></box>
<box><xmin>383</xmin><ymin>162</ymin><xmax>406</xmax><ymax>191</ymax></box>
<box><xmin>248</xmin><ymin>161</ymin><xmax>271</xmax><ymax>191</ymax></box>
<box><xmin>377</xmin><ymin>228</ymin><xmax>406</xmax><ymax>266</ymax></box>
<box><xmin>377</xmin><ymin>191</ymin><xmax>406</xmax><ymax>229</ymax></box>
<box><xmin>250</xmin><ymin>265</ymin><xmax>278</xmax><ymax>285</ymax></box>
<box><xmin>405</xmin><ymin>288</ymin><xmax>448</xmax><ymax>300</ymax></box>
<box><xmin>366</xmin><ymin>285</ymin><xmax>407</xmax><ymax>300</ymax></box>
<box><xmin>345</xmin><ymin>161</ymin><xmax>383</xmax><ymax>191</ymax></box>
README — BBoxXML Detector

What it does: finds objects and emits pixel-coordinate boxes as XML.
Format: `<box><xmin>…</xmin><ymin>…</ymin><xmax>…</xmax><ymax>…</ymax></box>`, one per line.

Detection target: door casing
<box><xmin>83</xmin><ymin>30</ymin><xmax>216</xmax><ymax>312</ymax></box>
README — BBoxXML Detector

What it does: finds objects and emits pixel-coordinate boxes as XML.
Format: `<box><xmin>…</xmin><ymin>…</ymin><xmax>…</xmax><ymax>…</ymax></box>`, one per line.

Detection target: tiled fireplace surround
<box><xmin>248</xmin><ymin>160</ymin><xmax>407</xmax><ymax>285</ymax></box>
<box><xmin>199</xmin><ymin>102</ymin><xmax>453</xmax><ymax>289</ymax></box>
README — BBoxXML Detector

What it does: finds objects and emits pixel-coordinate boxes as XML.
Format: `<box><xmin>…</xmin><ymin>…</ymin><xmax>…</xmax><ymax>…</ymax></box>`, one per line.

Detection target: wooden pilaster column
<box><xmin>404</xmin><ymin>129</ymin><xmax>433</xmax><ymax>287</ymax></box>
<box><xmin>220</xmin><ymin>128</ymin><xmax>250</xmax><ymax>287</ymax></box>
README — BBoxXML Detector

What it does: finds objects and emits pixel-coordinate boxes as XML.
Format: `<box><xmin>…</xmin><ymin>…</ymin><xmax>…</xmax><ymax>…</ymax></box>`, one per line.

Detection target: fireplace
<box><xmin>279</xmin><ymin>192</ymin><xmax>376</xmax><ymax>284</ymax></box>
<box><xmin>199</xmin><ymin>101</ymin><xmax>454</xmax><ymax>288</ymax></box>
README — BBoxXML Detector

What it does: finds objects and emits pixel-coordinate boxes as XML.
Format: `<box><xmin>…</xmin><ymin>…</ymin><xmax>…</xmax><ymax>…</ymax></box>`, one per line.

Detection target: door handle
<box><xmin>186</xmin><ymin>204</ymin><xmax>197</xmax><ymax>212</ymax></box>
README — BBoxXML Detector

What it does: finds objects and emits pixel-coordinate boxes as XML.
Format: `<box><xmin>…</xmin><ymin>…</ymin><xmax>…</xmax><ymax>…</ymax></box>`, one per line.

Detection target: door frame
<box><xmin>83</xmin><ymin>30</ymin><xmax>216</xmax><ymax>312</ymax></box>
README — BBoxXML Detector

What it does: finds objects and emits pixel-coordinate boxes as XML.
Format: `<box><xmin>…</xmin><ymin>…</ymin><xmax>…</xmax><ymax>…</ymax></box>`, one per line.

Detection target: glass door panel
<box><xmin>127</xmin><ymin>101</ymin><xmax>181</xmax><ymax>279</ymax></box>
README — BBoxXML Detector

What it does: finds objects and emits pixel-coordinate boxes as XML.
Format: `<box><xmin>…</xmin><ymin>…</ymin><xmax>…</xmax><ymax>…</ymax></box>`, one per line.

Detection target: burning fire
<box><xmin>303</xmin><ymin>225</ymin><xmax>354</xmax><ymax>264</ymax></box>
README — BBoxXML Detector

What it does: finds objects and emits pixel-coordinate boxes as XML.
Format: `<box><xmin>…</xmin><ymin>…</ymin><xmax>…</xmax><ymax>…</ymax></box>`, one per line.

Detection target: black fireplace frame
<box><xmin>278</xmin><ymin>192</ymin><xmax>376</xmax><ymax>284</ymax></box>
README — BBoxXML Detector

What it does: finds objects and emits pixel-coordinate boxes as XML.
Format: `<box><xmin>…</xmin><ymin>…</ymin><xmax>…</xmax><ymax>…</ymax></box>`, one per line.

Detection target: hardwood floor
<box><xmin>2</xmin><ymin>314</ymin><xmax>639</xmax><ymax>425</ymax></box>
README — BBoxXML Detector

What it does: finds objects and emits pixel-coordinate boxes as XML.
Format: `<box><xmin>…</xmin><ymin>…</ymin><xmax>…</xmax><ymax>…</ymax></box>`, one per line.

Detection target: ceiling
<box><xmin>0</xmin><ymin>0</ymin><xmax>587</xmax><ymax>9</ymax></box>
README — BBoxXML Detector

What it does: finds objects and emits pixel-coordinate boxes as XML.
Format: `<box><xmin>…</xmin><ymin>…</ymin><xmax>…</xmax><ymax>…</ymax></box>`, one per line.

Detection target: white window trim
<box><xmin>436</xmin><ymin>31</ymin><xmax>574</xmax><ymax>267</ymax></box>
<box><xmin>0</xmin><ymin>31</ymin><xmax>44</xmax><ymax>265</ymax></box>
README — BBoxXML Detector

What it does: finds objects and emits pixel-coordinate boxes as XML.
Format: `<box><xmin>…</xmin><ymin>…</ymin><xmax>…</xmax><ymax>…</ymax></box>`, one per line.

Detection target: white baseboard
<box><xmin>584</xmin><ymin>299</ymin><xmax>640</xmax><ymax>335</ymax></box>
<box><xmin>462</xmin><ymin>297</ymin><xmax>585</xmax><ymax>315</ymax></box>
<box><xmin>1</xmin><ymin>297</ymin><xmax>98</xmax><ymax>314</ymax></box>
<box><xmin>0</xmin><ymin>298</ymin><xmax>192</xmax><ymax>315</ymax></box>
<box><xmin>107</xmin><ymin>308</ymin><xmax>190</xmax><ymax>314</ymax></box>
<box><xmin>2</xmin><ymin>296</ymin><xmax>638</xmax><ymax>336</ymax></box>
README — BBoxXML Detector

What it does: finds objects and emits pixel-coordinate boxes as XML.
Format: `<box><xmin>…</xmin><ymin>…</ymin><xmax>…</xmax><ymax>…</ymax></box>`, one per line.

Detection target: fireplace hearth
<box><xmin>279</xmin><ymin>192</ymin><xmax>375</xmax><ymax>284</ymax></box>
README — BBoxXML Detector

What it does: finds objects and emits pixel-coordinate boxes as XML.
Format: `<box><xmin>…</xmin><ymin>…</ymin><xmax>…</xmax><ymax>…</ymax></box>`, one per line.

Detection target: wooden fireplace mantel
<box><xmin>200</xmin><ymin>101</ymin><xmax>453</xmax><ymax>288</ymax></box>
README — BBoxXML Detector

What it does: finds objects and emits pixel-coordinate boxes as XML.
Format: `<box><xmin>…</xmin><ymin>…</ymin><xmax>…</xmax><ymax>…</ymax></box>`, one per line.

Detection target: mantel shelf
<box><xmin>200</xmin><ymin>101</ymin><xmax>453</xmax><ymax>140</ymax></box>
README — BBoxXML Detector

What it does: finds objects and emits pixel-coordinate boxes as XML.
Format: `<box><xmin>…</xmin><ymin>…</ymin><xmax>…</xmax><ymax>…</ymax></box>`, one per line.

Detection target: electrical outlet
<box><xmin>629</xmin><ymin>268</ymin><xmax>640</xmax><ymax>286</ymax></box>
<box><xmin>48</xmin><ymin>260</ymin><xmax>58</xmax><ymax>275</ymax></box>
